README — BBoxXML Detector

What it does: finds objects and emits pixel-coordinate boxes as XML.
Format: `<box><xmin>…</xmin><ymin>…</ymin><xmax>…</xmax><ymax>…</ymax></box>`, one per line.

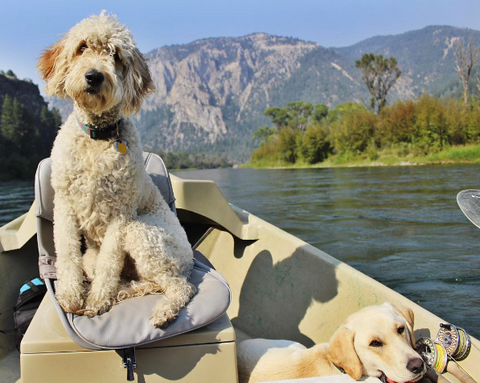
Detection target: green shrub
<box><xmin>331</xmin><ymin>107</ymin><xmax>376</xmax><ymax>155</ymax></box>
<box><xmin>300</xmin><ymin>125</ymin><xmax>331</xmax><ymax>164</ymax></box>
<box><xmin>278</xmin><ymin>127</ymin><xmax>300</xmax><ymax>163</ymax></box>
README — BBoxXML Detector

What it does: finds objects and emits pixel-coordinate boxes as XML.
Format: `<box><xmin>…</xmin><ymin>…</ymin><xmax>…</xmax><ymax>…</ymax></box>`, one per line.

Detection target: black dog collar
<box><xmin>78</xmin><ymin>119</ymin><xmax>123</xmax><ymax>140</ymax></box>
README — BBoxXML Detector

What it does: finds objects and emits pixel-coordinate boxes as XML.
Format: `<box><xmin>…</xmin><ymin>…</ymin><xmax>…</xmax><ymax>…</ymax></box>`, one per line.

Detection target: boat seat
<box><xmin>33</xmin><ymin>150</ymin><xmax>230</xmax><ymax>346</ymax></box>
<box><xmin>25</xmin><ymin>152</ymin><xmax>237</xmax><ymax>382</ymax></box>
<box><xmin>21</xmin><ymin>293</ymin><xmax>237</xmax><ymax>383</ymax></box>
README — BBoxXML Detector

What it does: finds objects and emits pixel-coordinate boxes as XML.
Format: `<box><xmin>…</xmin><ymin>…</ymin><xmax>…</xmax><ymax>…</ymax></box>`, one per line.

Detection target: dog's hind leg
<box><xmin>123</xmin><ymin>218</ymin><xmax>196</xmax><ymax>327</ymax></box>
<box><xmin>83</xmin><ymin>219</ymin><xmax>126</xmax><ymax>316</ymax></box>
<box><xmin>149</xmin><ymin>275</ymin><xmax>196</xmax><ymax>328</ymax></box>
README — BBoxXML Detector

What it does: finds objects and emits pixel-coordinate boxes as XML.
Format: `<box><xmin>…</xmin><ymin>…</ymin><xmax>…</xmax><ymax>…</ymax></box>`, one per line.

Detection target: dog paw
<box><xmin>150</xmin><ymin>308</ymin><xmax>176</xmax><ymax>328</ymax></box>
<box><xmin>83</xmin><ymin>295</ymin><xmax>113</xmax><ymax>317</ymax></box>
<box><xmin>56</xmin><ymin>292</ymin><xmax>84</xmax><ymax>314</ymax></box>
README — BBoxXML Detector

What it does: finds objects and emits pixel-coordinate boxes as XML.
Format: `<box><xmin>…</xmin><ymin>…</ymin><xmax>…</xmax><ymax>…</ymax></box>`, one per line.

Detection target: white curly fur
<box><xmin>38</xmin><ymin>11</ymin><xmax>195</xmax><ymax>327</ymax></box>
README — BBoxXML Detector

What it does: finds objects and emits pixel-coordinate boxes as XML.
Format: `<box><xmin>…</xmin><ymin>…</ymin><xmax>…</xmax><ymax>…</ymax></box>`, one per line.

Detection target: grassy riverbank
<box><xmin>244</xmin><ymin>143</ymin><xmax>480</xmax><ymax>169</ymax></box>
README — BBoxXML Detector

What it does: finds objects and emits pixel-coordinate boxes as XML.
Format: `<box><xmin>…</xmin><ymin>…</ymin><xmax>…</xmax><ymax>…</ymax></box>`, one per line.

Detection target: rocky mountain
<box><xmin>137</xmin><ymin>33</ymin><xmax>318</xmax><ymax>160</ymax></box>
<box><xmin>336</xmin><ymin>26</ymin><xmax>480</xmax><ymax>99</ymax></box>
<box><xmin>0</xmin><ymin>72</ymin><xmax>60</xmax><ymax>180</ymax></box>
<box><xmin>48</xmin><ymin>26</ymin><xmax>480</xmax><ymax>162</ymax></box>
<box><xmin>0</xmin><ymin>73</ymin><xmax>48</xmax><ymax>117</ymax></box>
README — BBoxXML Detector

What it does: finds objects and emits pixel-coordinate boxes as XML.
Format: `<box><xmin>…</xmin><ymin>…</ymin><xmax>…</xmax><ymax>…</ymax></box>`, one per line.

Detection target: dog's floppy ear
<box><xmin>327</xmin><ymin>325</ymin><xmax>363</xmax><ymax>380</ymax></box>
<box><xmin>390</xmin><ymin>303</ymin><xmax>415</xmax><ymax>347</ymax></box>
<box><xmin>38</xmin><ymin>37</ymin><xmax>68</xmax><ymax>97</ymax></box>
<box><xmin>121</xmin><ymin>48</ymin><xmax>155</xmax><ymax>115</ymax></box>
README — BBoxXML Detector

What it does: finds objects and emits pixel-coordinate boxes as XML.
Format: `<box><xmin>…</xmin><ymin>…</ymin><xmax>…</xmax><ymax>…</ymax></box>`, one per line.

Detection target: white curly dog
<box><xmin>37</xmin><ymin>11</ymin><xmax>195</xmax><ymax>327</ymax></box>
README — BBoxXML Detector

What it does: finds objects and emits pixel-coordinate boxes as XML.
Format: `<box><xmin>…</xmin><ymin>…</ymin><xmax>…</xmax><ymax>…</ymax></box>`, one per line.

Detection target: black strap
<box><xmin>78</xmin><ymin>119</ymin><xmax>122</xmax><ymax>140</ymax></box>
<box><xmin>26</xmin><ymin>281</ymin><xmax>41</xmax><ymax>294</ymax></box>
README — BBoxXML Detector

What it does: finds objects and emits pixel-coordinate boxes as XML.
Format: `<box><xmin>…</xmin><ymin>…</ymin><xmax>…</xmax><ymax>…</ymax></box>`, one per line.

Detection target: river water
<box><xmin>1</xmin><ymin>165</ymin><xmax>479</xmax><ymax>339</ymax></box>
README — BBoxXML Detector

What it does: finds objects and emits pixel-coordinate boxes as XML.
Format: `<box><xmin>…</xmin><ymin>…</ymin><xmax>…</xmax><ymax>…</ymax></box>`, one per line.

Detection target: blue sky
<box><xmin>2</xmin><ymin>0</ymin><xmax>480</xmax><ymax>89</ymax></box>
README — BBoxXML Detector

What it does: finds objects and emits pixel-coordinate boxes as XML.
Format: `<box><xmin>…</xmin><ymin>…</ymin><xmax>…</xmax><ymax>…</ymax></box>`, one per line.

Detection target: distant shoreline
<box><xmin>242</xmin><ymin>160</ymin><xmax>480</xmax><ymax>170</ymax></box>
<box><xmin>243</xmin><ymin>143</ymin><xmax>480</xmax><ymax>170</ymax></box>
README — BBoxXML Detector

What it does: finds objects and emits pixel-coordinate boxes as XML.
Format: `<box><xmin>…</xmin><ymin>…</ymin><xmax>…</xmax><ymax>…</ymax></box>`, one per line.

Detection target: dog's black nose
<box><xmin>406</xmin><ymin>357</ymin><xmax>424</xmax><ymax>374</ymax></box>
<box><xmin>85</xmin><ymin>69</ymin><xmax>104</xmax><ymax>87</ymax></box>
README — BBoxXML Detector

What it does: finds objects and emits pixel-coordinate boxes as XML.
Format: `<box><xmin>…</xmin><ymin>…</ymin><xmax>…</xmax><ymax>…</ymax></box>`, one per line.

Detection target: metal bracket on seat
<box><xmin>122</xmin><ymin>347</ymin><xmax>137</xmax><ymax>381</ymax></box>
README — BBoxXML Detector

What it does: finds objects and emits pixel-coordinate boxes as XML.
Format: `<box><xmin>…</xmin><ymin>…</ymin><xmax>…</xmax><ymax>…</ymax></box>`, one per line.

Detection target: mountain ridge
<box><xmin>45</xmin><ymin>25</ymin><xmax>480</xmax><ymax>161</ymax></box>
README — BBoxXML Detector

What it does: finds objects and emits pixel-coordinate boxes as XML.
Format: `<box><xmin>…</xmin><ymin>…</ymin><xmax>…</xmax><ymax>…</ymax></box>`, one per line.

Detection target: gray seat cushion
<box><xmin>51</xmin><ymin>260</ymin><xmax>231</xmax><ymax>350</ymax></box>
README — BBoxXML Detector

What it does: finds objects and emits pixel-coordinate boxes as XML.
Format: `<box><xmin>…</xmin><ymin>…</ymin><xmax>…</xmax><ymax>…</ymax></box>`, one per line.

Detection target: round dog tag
<box><xmin>114</xmin><ymin>140</ymin><xmax>128</xmax><ymax>155</ymax></box>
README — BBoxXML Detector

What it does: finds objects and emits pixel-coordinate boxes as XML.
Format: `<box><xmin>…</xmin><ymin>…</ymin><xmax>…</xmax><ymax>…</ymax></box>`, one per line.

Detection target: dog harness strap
<box><xmin>77</xmin><ymin>119</ymin><xmax>123</xmax><ymax>140</ymax></box>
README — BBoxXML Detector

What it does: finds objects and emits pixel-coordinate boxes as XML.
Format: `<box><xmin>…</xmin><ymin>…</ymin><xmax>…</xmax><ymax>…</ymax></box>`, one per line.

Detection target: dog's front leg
<box><xmin>83</xmin><ymin>219</ymin><xmax>125</xmax><ymax>316</ymax></box>
<box><xmin>54</xmin><ymin>200</ymin><xmax>85</xmax><ymax>313</ymax></box>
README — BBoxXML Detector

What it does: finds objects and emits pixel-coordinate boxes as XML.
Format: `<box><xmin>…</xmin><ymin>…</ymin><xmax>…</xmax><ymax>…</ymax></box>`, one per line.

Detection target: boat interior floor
<box><xmin>0</xmin><ymin>350</ymin><xmax>20</xmax><ymax>383</ymax></box>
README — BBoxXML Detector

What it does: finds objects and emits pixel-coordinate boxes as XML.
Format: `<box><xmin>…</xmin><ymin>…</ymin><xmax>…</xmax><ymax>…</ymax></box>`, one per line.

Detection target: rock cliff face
<box><xmin>137</xmin><ymin>33</ymin><xmax>318</xmax><ymax>158</ymax></box>
<box><xmin>46</xmin><ymin>26</ymin><xmax>480</xmax><ymax>161</ymax></box>
<box><xmin>0</xmin><ymin>74</ymin><xmax>48</xmax><ymax>116</ymax></box>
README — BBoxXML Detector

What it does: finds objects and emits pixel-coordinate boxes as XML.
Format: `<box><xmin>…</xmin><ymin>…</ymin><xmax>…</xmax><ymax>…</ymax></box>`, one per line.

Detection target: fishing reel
<box><xmin>416</xmin><ymin>337</ymin><xmax>449</xmax><ymax>373</ymax></box>
<box><xmin>415</xmin><ymin>323</ymin><xmax>472</xmax><ymax>374</ymax></box>
<box><xmin>437</xmin><ymin>323</ymin><xmax>471</xmax><ymax>362</ymax></box>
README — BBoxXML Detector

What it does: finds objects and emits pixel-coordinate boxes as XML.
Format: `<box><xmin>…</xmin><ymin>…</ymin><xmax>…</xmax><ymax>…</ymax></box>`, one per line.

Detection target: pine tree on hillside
<box><xmin>0</xmin><ymin>96</ymin><xmax>31</xmax><ymax>179</ymax></box>
<box><xmin>1</xmin><ymin>95</ymin><xmax>16</xmax><ymax>152</ymax></box>
<box><xmin>39</xmin><ymin>106</ymin><xmax>61</xmax><ymax>154</ymax></box>
<box><xmin>13</xmin><ymin>98</ymin><xmax>34</xmax><ymax>156</ymax></box>
<box><xmin>1</xmin><ymin>96</ymin><xmax>34</xmax><ymax>156</ymax></box>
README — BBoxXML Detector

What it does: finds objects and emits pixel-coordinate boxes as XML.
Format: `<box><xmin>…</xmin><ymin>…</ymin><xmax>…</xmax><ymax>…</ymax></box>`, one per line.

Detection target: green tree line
<box><xmin>0</xmin><ymin>94</ymin><xmax>61</xmax><ymax>180</ymax></box>
<box><xmin>250</xmin><ymin>95</ymin><xmax>480</xmax><ymax>166</ymax></box>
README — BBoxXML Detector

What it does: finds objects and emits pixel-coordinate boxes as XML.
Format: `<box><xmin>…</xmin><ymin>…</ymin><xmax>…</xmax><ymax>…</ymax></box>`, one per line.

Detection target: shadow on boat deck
<box><xmin>231</xmin><ymin>247</ymin><xmax>339</xmax><ymax>347</ymax></box>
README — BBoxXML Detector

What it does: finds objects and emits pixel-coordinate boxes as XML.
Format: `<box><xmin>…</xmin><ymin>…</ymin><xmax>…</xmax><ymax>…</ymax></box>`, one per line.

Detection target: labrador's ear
<box><xmin>327</xmin><ymin>326</ymin><xmax>363</xmax><ymax>380</ymax></box>
<box><xmin>390</xmin><ymin>303</ymin><xmax>415</xmax><ymax>347</ymax></box>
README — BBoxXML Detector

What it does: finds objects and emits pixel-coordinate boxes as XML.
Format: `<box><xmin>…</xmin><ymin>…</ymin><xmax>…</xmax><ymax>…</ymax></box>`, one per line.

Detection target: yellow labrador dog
<box><xmin>237</xmin><ymin>303</ymin><xmax>426</xmax><ymax>383</ymax></box>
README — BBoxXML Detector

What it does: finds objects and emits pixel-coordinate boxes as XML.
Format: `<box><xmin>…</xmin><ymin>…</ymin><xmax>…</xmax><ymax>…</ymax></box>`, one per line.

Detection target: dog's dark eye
<box><xmin>113</xmin><ymin>53</ymin><xmax>121</xmax><ymax>62</ymax></box>
<box><xmin>77</xmin><ymin>43</ymin><xmax>88</xmax><ymax>54</ymax></box>
<box><xmin>370</xmin><ymin>340</ymin><xmax>383</xmax><ymax>347</ymax></box>
<box><xmin>397</xmin><ymin>326</ymin><xmax>405</xmax><ymax>335</ymax></box>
